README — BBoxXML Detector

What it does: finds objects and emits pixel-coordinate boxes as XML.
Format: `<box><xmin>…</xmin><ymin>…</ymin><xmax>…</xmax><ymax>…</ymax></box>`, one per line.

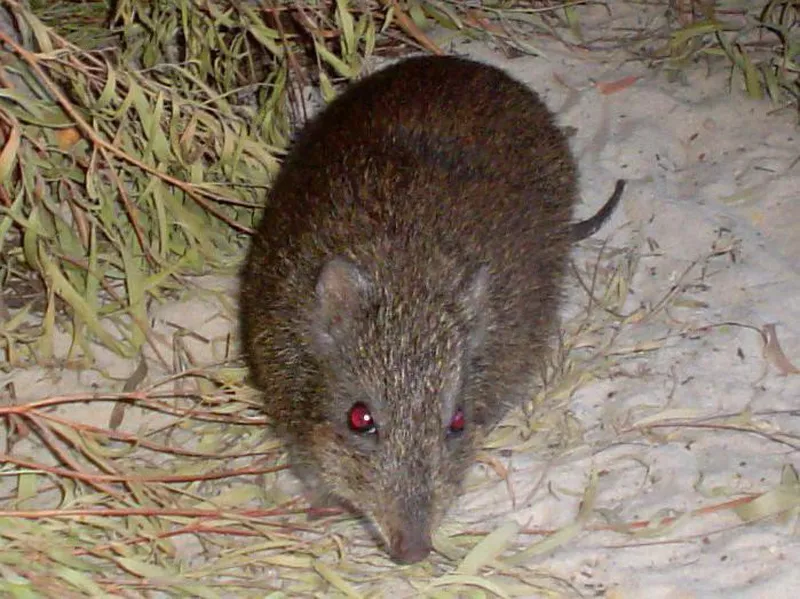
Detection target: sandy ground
<box><xmin>3</xmin><ymin>6</ymin><xmax>800</xmax><ymax>598</ymax></box>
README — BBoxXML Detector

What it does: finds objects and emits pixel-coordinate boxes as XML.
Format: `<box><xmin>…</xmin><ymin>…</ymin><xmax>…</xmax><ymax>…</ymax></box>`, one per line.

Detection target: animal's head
<box><xmin>303</xmin><ymin>256</ymin><xmax>490</xmax><ymax>563</ymax></box>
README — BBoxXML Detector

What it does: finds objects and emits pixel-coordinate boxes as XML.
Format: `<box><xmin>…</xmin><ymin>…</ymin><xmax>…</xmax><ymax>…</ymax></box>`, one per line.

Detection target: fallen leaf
<box><xmin>596</xmin><ymin>75</ymin><xmax>639</xmax><ymax>95</ymax></box>
<box><xmin>54</xmin><ymin>127</ymin><xmax>82</xmax><ymax>150</ymax></box>
<box><xmin>761</xmin><ymin>323</ymin><xmax>800</xmax><ymax>376</ymax></box>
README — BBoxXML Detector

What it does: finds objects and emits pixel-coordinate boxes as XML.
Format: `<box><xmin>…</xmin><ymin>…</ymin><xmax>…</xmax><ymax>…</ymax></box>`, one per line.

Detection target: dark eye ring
<box><xmin>348</xmin><ymin>402</ymin><xmax>376</xmax><ymax>434</ymax></box>
<box><xmin>448</xmin><ymin>407</ymin><xmax>465</xmax><ymax>436</ymax></box>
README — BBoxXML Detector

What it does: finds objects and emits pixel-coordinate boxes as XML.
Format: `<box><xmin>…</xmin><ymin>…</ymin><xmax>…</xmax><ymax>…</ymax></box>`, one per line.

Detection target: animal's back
<box><xmin>259</xmin><ymin>56</ymin><xmax>575</xmax><ymax>256</ymax></box>
<box><xmin>243</xmin><ymin>56</ymin><xmax>577</xmax><ymax>402</ymax></box>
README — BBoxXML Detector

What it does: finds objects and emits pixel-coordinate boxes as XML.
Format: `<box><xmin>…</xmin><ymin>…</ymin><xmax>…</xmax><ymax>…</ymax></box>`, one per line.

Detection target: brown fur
<box><xmin>240</xmin><ymin>55</ymin><xmax>618</xmax><ymax>564</ymax></box>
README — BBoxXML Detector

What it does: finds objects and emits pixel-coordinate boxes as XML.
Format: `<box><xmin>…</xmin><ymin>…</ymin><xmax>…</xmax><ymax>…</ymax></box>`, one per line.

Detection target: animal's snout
<box><xmin>389</xmin><ymin>528</ymin><xmax>433</xmax><ymax>564</ymax></box>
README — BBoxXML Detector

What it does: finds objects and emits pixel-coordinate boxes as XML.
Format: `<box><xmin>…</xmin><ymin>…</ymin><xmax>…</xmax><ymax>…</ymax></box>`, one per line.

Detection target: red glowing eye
<box><xmin>448</xmin><ymin>408</ymin><xmax>465</xmax><ymax>434</ymax></box>
<box><xmin>348</xmin><ymin>402</ymin><xmax>375</xmax><ymax>433</ymax></box>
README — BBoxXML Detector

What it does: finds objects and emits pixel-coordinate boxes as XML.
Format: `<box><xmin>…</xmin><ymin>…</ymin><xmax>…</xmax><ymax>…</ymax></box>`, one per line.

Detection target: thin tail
<box><xmin>570</xmin><ymin>179</ymin><xmax>626</xmax><ymax>242</ymax></box>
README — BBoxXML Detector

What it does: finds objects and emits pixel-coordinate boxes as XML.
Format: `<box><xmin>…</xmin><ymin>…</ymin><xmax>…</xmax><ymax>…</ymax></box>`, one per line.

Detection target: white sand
<box><xmin>3</xmin><ymin>7</ymin><xmax>799</xmax><ymax>598</ymax></box>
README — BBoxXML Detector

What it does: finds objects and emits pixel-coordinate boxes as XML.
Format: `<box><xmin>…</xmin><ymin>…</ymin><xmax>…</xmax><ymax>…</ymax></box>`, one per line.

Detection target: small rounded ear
<box><xmin>459</xmin><ymin>266</ymin><xmax>490</xmax><ymax>351</ymax></box>
<box><xmin>312</xmin><ymin>257</ymin><xmax>372</xmax><ymax>353</ymax></box>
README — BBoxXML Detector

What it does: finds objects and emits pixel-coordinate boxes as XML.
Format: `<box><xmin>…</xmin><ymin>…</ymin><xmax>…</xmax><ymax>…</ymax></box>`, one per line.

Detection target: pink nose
<box><xmin>390</xmin><ymin>530</ymin><xmax>432</xmax><ymax>564</ymax></box>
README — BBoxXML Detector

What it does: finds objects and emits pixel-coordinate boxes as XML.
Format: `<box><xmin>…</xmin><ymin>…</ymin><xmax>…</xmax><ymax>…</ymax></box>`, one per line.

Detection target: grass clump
<box><xmin>657</xmin><ymin>0</ymin><xmax>799</xmax><ymax>109</ymax></box>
